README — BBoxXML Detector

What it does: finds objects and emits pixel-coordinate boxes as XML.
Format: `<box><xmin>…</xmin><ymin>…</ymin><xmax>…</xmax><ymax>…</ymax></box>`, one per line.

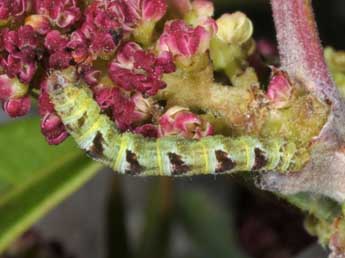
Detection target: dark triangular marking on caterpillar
<box><xmin>252</xmin><ymin>148</ymin><xmax>267</xmax><ymax>170</ymax></box>
<box><xmin>86</xmin><ymin>132</ymin><xmax>104</xmax><ymax>160</ymax></box>
<box><xmin>125</xmin><ymin>150</ymin><xmax>144</xmax><ymax>175</ymax></box>
<box><xmin>168</xmin><ymin>153</ymin><xmax>190</xmax><ymax>175</ymax></box>
<box><xmin>215</xmin><ymin>150</ymin><xmax>236</xmax><ymax>173</ymax></box>
<box><xmin>77</xmin><ymin>115</ymin><xmax>86</xmax><ymax>128</ymax></box>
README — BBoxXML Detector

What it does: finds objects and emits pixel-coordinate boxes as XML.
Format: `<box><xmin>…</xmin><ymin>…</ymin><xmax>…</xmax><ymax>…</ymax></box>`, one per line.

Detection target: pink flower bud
<box><xmin>25</xmin><ymin>15</ymin><xmax>51</xmax><ymax>35</ymax></box>
<box><xmin>158</xmin><ymin>20</ymin><xmax>211</xmax><ymax>58</ymax></box>
<box><xmin>34</xmin><ymin>0</ymin><xmax>81</xmax><ymax>29</ymax></box>
<box><xmin>84</xmin><ymin>0</ymin><xmax>138</xmax><ymax>33</ymax></box>
<box><xmin>3</xmin><ymin>26</ymin><xmax>39</xmax><ymax>55</ymax></box>
<box><xmin>80</xmin><ymin>66</ymin><xmax>101</xmax><ymax>86</ymax></box>
<box><xmin>41</xmin><ymin>112</ymin><xmax>69</xmax><ymax>145</ymax></box>
<box><xmin>158</xmin><ymin>106</ymin><xmax>214</xmax><ymax>139</ymax></box>
<box><xmin>0</xmin><ymin>4</ymin><xmax>10</xmax><ymax>22</ymax></box>
<box><xmin>134</xmin><ymin>124</ymin><xmax>158</xmax><ymax>138</ymax></box>
<box><xmin>192</xmin><ymin>0</ymin><xmax>214</xmax><ymax>18</ymax></box>
<box><xmin>92</xmin><ymin>85</ymin><xmax>117</xmax><ymax>110</ymax></box>
<box><xmin>111</xmin><ymin>89</ymin><xmax>139</xmax><ymax>130</ymax></box>
<box><xmin>66</xmin><ymin>0</ymin><xmax>141</xmax><ymax>63</ymax></box>
<box><xmin>267</xmin><ymin>69</ymin><xmax>293</xmax><ymax>108</ymax></box>
<box><xmin>3</xmin><ymin>95</ymin><xmax>31</xmax><ymax>117</ymax></box>
<box><xmin>44</xmin><ymin>30</ymin><xmax>68</xmax><ymax>50</ymax></box>
<box><xmin>0</xmin><ymin>0</ymin><xmax>30</xmax><ymax>22</ymax></box>
<box><xmin>141</xmin><ymin>0</ymin><xmax>167</xmax><ymax>22</ymax></box>
<box><xmin>0</xmin><ymin>74</ymin><xmax>28</xmax><ymax>101</ymax></box>
<box><xmin>4</xmin><ymin>56</ymin><xmax>37</xmax><ymax>83</ymax></box>
<box><xmin>109</xmin><ymin>42</ymin><xmax>175</xmax><ymax>96</ymax></box>
<box><xmin>89</xmin><ymin>32</ymin><xmax>117</xmax><ymax>59</ymax></box>
<box><xmin>67</xmin><ymin>31</ymin><xmax>91</xmax><ymax>64</ymax></box>
<box><xmin>1</xmin><ymin>26</ymin><xmax>40</xmax><ymax>83</ymax></box>
<box><xmin>92</xmin><ymin>85</ymin><xmax>154</xmax><ymax>131</ymax></box>
<box><xmin>2</xmin><ymin>29</ymin><xmax>19</xmax><ymax>53</ymax></box>
<box><xmin>39</xmin><ymin>79</ymin><xmax>68</xmax><ymax>145</ymax></box>
<box><xmin>44</xmin><ymin>30</ymin><xmax>72</xmax><ymax>69</ymax></box>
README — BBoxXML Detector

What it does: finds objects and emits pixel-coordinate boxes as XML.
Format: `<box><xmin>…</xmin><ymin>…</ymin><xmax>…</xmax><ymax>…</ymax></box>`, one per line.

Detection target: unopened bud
<box><xmin>216</xmin><ymin>12</ymin><xmax>253</xmax><ymax>45</ymax></box>
<box><xmin>0</xmin><ymin>74</ymin><xmax>28</xmax><ymax>101</ymax></box>
<box><xmin>158</xmin><ymin>106</ymin><xmax>214</xmax><ymax>139</ymax></box>
<box><xmin>3</xmin><ymin>95</ymin><xmax>31</xmax><ymax>117</ymax></box>
<box><xmin>267</xmin><ymin>70</ymin><xmax>293</xmax><ymax>108</ymax></box>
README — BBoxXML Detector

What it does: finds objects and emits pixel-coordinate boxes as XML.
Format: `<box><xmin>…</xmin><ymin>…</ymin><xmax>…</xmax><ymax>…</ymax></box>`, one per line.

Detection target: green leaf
<box><xmin>0</xmin><ymin>117</ymin><xmax>103</xmax><ymax>253</ymax></box>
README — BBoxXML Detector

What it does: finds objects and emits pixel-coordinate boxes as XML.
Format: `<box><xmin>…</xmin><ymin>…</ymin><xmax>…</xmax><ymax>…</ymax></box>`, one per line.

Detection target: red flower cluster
<box><xmin>1</xmin><ymin>26</ymin><xmax>40</xmax><ymax>83</ymax></box>
<box><xmin>0</xmin><ymin>0</ymin><xmax>216</xmax><ymax>144</ymax></box>
<box><xmin>0</xmin><ymin>25</ymin><xmax>41</xmax><ymax>117</ymax></box>
<box><xmin>93</xmin><ymin>86</ymin><xmax>155</xmax><ymax>134</ymax></box>
<box><xmin>44</xmin><ymin>30</ymin><xmax>72</xmax><ymax>69</ymax></box>
<box><xmin>66</xmin><ymin>0</ymin><xmax>142</xmax><ymax>64</ymax></box>
<box><xmin>34</xmin><ymin>0</ymin><xmax>81</xmax><ymax>29</ymax></box>
<box><xmin>109</xmin><ymin>42</ymin><xmax>175</xmax><ymax>96</ymax></box>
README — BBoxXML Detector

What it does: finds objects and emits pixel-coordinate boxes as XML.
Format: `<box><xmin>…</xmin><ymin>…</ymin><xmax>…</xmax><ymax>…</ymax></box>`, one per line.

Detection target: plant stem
<box><xmin>271</xmin><ymin>0</ymin><xmax>335</xmax><ymax>100</ymax></box>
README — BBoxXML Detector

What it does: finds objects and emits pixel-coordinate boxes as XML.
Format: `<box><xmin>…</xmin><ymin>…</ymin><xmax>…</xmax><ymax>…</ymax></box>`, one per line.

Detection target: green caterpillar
<box><xmin>47</xmin><ymin>69</ymin><xmax>298</xmax><ymax>176</ymax></box>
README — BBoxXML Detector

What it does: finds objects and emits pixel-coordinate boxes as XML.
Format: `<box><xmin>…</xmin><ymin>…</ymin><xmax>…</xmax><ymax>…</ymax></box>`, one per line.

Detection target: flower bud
<box><xmin>92</xmin><ymin>85</ymin><xmax>115</xmax><ymax>110</ymax></box>
<box><xmin>216</xmin><ymin>12</ymin><xmax>253</xmax><ymax>45</ymax></box>
<box><xmin>267</xmin><ymin>70</ymin><xmax>293</xmax><ymax>108</ymax></box>
<box><xmin>67</xmin><ymin>31</ymin><xmax>90</xmax><ymax>64</ymax></box>
<box><xmin>0</xmin><ymin>0</ymin><xmax>30</xmax><ymax>25</ymax></box>
<box><xmin>39</xmin><ymin>79</ymin><xmax>68</xmax><ymax>145</ymax></box>
<box><xmin>1</xmin><ymin>26</ymin><xmax>40</xmax><ymax>83</ymax></box>
<box><xmin>158</xmin><ymin>106</ymin><xmax>214</xmax><ymax>139</ymax></box>
<box><xmin>185</xmin><ymin>0</ymin><xmax>215</xmax><ymax>30</ymax></box>
<box><xmin>192</xmin><ymin>0</ymin><xmax>214</xmax><ymax>18</ymax></box>
<box><xmin>44</xmin><ymin>30</ymin><xmax>72</xmax><ymax>69</ymax></box>
<box><xmin>81</xmin><ymin>66</ymin><xmax>101</xmax><ymax>86</ymax></box>
<box><xmin>133</xmin><ymin>0</ymin><xmax>168</xmax><ymax>45</ymax></box>
<box><xmin>158</xmin><ymin>20</ymin><xmax>211</xmax><ymax>58</ymax></box>
<box><xmin>132</xmin><ymin>92</ymin><xmax>153</xmax><ymax>122</ymax></box>
<box><xmin>0</xmin><ymin>6</ymin><xmax>10</xmax><ymax>25</ymax></box>
<box><xmin>34</xmin><ymin>0</ymin><xmax>81</xmax><ymax>29</ymax></box>
<box><xmin>0</xmin><ymin>74</ymin><xmax>28</xmax><ymax>101</ymax></box>
<box><xmin>141</xmin><ymin>0</ymin><xmax>167</xmax><ymax>22</ymax></box>
<box><xmin>25</xmin><ymin>15</ymin><xmax>51</xmax><ymax>35</ymax></box>
<box><xmin>41</xmin><ymin>112</ymin><xmax>69</xmax><ymax>145</ymax></box>
<box><xmin>3</xmin><ymin>95</ymin><xmax>31</xmax><ymax>117</ymax></box>
<box><xmin>134</xmin><ymin>124</ymin><xmax>158</xmax><ymax>138</ymax></box>
<box><xmin>112</xmin><ymin>89</ymin><xmax>149</xmax><ymax>130</ymax></box>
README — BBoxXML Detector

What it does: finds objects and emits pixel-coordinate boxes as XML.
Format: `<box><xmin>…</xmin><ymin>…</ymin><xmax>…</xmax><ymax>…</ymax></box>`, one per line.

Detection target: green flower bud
<box><xmin>216</xmin><ymin>12</ymin><xmax>253</xmax><ymax>45</ymax></box>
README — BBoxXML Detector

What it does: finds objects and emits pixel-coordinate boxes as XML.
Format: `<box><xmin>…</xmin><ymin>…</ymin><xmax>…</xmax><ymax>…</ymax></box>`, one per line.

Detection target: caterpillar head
<box><xmin>46</xmin><ymin>67</ymin><xmax>79</xmax><ymax>96</ymax></box>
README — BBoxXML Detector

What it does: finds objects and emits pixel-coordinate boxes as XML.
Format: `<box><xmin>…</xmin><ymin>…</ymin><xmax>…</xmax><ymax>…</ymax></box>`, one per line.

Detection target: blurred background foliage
<box><xmin>0</xmin><ymin>0</ymin><xmax>344</xmax><ymax>258</ymax></box>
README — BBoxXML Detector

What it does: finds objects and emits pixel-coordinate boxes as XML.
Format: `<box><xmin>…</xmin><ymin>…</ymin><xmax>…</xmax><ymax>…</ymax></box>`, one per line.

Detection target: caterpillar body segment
<box><xmin>47</xmin><ymin>69</ymin><xmax>298</xmax><ymax>176</ymax></box>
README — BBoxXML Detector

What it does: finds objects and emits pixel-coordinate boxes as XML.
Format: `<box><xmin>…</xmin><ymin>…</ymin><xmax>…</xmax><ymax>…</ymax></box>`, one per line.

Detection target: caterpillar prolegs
<box><xmin>47</xmin><ymin>69</ymin><xmax>299</xmax><ymax>176</ymax></box>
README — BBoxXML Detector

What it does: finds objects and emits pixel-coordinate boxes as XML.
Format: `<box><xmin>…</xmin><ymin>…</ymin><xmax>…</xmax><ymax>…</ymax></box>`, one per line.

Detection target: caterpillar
<box><xmin>47</xmin><ymin>68</ymin><xmax>299</xmax><ymax>176</ymax></box>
